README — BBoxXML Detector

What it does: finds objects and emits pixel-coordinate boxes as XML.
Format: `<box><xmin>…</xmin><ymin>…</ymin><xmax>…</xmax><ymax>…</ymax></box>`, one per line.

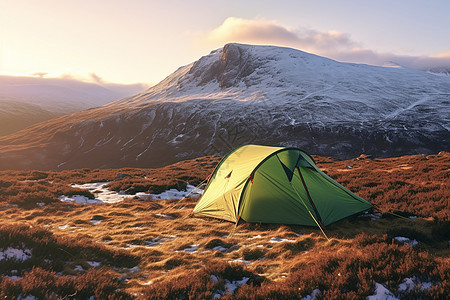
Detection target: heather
<box><xmin>0</xmin><ymin>152</ymin><xmax>448</xmax><ymax>298</ymax></box>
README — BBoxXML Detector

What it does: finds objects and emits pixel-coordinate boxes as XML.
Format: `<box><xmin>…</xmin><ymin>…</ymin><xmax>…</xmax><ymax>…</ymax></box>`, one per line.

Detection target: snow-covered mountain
<box><xmin>0</xmin><ymin>75</ymin><xmax>145</xmax><ymax>136</ymax></box>
<box><xmin>0</xmin><ymin>43</ymin><xmax>449</xmax><ymax>170</ymax></box>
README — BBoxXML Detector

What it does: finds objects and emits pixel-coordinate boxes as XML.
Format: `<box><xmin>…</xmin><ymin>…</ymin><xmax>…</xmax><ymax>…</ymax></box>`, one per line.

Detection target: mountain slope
<box><xmin>0</xmin><ymin>43</ymin><xmax>449</xmax><ymax>170</ymax></box>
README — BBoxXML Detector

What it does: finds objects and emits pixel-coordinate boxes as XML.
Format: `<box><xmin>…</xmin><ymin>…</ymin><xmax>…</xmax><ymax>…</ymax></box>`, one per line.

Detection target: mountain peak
<box><xmin>128</xmin><ymin>43</ymin><xmax>323</xmax><ymax>105</ymax></box>
<box><xmin>187</xmin><ymin>43</ymin><xmax>258</xmax><ymax>88</ymax></box>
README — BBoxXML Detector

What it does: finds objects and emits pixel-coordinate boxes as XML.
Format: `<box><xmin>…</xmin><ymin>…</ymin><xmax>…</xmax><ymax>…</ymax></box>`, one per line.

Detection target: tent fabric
<box><xmin>193</xmin><ymin>145</ymin><xmax>371</xmax><ymax>227</ymax></box>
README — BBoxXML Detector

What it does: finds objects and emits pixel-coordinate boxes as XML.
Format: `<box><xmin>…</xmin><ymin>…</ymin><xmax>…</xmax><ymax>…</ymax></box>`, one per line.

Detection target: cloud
<box><xmin>202</xmin><ymin>17</ymin><xmax>450</xmax><ymax>73</ymax></box>
<box><xmin>332</xmin><ymin>48</ymin><xmax>450</xmax><ymax>73</ymax></box>
<box><xmin>432</xmin><ymin>50</ymin><xmax>450</xmax><ymax>58</ymax></box>
<box><xmin>208</xmin><ymin>17</ymin><xmax>300</xmax><ymax>46</ymax></box>
<box><xmin>89</xmin><ymin>72</ymin><xmax>104</xmax><ymax>84</ymax></box>
<box><xmin>31</xmin><ymin>72</ymin><xmax>48</xmax><ymax>78</ymax></box>
<box><xmin>206</xmin><ymin>17</ymin><xmax>357</xmax><ymax>53</ymax></box>
<box><xmin>296</xmin><ymin>29</ymin><xmax>357</xmax><ymax>52</ymax></box>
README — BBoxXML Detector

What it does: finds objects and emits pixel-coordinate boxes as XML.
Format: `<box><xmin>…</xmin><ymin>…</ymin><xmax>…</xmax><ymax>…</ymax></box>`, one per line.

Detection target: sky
<box><xmin>1</xmin><ymin>0</ymin><xmax>450</xmax><ymax>87</ymax></box>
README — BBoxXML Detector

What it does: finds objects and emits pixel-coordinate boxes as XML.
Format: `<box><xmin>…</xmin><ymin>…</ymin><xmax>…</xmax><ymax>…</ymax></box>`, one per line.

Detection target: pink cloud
<box><xmin>208</xmin><ymin>17</ymin><xmax>300</xmax><ymax>46</ymax></box>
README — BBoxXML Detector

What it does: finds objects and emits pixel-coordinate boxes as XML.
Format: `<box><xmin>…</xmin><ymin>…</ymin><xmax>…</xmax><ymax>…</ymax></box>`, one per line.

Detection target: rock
<box><xmin>356</xmin><ymin>154</ymin><xmax>374</xmax><ymax>160</ymax></box>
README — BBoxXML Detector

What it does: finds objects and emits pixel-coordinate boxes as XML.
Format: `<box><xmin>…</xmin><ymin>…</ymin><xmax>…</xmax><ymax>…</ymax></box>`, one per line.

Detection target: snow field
<box><xmin>59</xmin><ymin>182</ymin><xmax>203</xmax><ymax>204</ymax></box>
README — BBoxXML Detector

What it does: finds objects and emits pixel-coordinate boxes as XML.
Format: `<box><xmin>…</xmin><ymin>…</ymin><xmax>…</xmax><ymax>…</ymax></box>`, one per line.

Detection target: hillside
<box><xmin>0</xmin><ymin>43</ymin><xmax>449</xmax><ymax>170</ymax></box>
<box><xmin>0</xmin><ymin>152</ymin><xmax>448</xmax><ymax>298</ymax></box>
<box><xmin>0</xmin><ymin>100</ymin><xmax>59</xmax><ymax>136</ymax></box>
<box><xmin>0</xmin><ymin>75</ymin><xmax>145</xmax><ymax>136</ymax></box>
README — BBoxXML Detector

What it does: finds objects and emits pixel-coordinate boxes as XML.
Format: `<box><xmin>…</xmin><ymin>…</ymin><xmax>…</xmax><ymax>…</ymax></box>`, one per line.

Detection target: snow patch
<box><xmin>228</xmin><ymin>259</ymin><xmax>252</xmax><ymax>264</ymax></box>
<box><xmin>57</xmin><ymin>162</ymin><xmax>67</xmax><ymax>168</ymax></box>
<box><xmin>212</xmin><ymin>246</ymin><xmax>228</xmax><ymax>252</ymax></box>
<box><xmin>397</xmin><ymin>277</ymin><xmax>415</xmax><ymax>293</ymax></box>
<box><xmin>59</xmin><ymin>194</ymin><xmax>103</xmax><ymax>204</ymax></box>
<box><xmin>212</xmin><ymin>276</ymin><xmax>250</xmax><ymax>297</ymax></box>
<box><xmin>367</xmin><ymin>282</ymin><xmax>398</xmax><ymax>300</ymax></box>
<box><xmin>419</xmin><ymin>281</ymin><xmax>433</xmax><ymax>291</ymax></box>
<box><xmin>359</xmin><ymin>211</ymin><xmax>382</xmax><ymax>220</ymax></box>
<box><xmin>249</xmin><ymin>235</ymin><xmax>262</xmax><ymax>239</ymax></box>
<box><xmin>0</xmin><ymin>247</ymin><xmax>32</xmax><ymax>262</ymax></box>
<box><xmin>394</xmin><ymin>236</ymin><xmax>418</xmax><ymax>247</ymax></box>
<box><xmin>87</xmin><ymin>261</ymin><xmax>101</xmax><ymax>267</ymax></box>
<box><xmin>60</xmin><ymin>182</ymin><xmax>203</xmax><ymax>204</ymax></box>
<box><xmin>150</xmin><ymin>184</ymin><xmax>203</xmax><ymax>200</ymax></box>
<box><xmin>169</xmin><ymin>134</ymin><xmax>185</xmax><ymax>145</ymax></box>
<box><xmin>181</xmin><ymin>244</ymin><xmax>200</xmax><ymax>253</ymax></box>
<box><xmin>224</xmin><ymin>277</ymin><xmax>250</xmax><ymax>294</ymax></box>
<box><xmin>145</xmin><ymin>237</ymin><xmax>168</xmax><ymax>247</ymax></box>
<box><xmin>70</xmin><ymin>182</ymin><xmax>130</xmax><ymax>203</ymax></box>
<box><xmin>18</xmin><ymin>295</ymin><xmax>38</xmax><ymax>300</ymax></box>
<box><xmin>396</xmin><ymin>276</ymin><xmax>435</xmax><ymax>293</ymax></box>
<box><xmin>135</xmin><ymin>192</ymin><xmax>153</xmax><ymax>200</ymax></box>
<box><xmin>301</xmin><ymin>289</ymin><xmax>320</xmax><ymax>300</ymax></box>
<box><xmin>269</xmin><ymin>237</ymin><xmax>296</xmax><ymax>243</ymax></box>
<box><xmin>74</xmin><ymin>265</ymin><xmax>84</xmax><ymax>271</ymax></box>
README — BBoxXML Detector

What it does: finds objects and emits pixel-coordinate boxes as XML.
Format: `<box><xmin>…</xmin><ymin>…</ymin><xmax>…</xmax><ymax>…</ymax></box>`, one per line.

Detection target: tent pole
<box><xmin>291</xmin><ymin>185</ymin><xmax>330</xmax><ymax>241</ymax></box>
<box><xmin>228</xmin><ymin>216</ymin><xmax>241</xmax><ymax>238</ymax></box>
<box><xmin>303</xmin><ymin>205</ymin><xmax>330</xmax><ymax>241</ymax></box>
<box><xmin>293</xmin><ymin>167</ymin><xmax>330</xmax><ymax>241</ymax></box>
<box><xmin>297</xmin><ymin>167</ymin><xmax>324</xmax><ymax>223</ymax></box>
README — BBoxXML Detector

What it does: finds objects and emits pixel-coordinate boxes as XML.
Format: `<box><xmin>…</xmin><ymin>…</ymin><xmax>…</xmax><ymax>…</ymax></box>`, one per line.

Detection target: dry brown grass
<box><xmin>0</xmin><ymin>152</ymin><xmax>448</xmax><ymax>298</ymax></box>
<box><xmin>315</xmin><ymin>151</ymin><xmax>449</xmax><ymax>221</ymax></box>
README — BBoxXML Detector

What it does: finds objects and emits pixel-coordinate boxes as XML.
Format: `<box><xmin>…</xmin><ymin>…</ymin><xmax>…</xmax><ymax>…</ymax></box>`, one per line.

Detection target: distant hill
<box><xmin>0</xmin><ymin>75</ymin><xmax>146</xmax><ymax>136</ymax></box>
<box><xmin>0</xmin><ymin>99</ymin><xmax>62</xmax><ymax>136</ymax></box>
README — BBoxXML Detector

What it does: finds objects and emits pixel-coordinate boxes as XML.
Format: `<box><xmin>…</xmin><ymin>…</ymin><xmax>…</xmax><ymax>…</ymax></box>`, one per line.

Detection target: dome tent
<box><xmin>193</xmin><ymin>145</ymin><xmax>371</xmax><ymax>231</ymax></box>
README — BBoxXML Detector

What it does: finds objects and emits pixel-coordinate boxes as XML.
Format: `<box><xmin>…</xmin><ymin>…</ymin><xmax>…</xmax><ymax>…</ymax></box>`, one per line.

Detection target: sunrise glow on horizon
<box><xmin>1</xmin><ymin>0</ymin><xmax>450</xmax><ymax>86</ymax></box>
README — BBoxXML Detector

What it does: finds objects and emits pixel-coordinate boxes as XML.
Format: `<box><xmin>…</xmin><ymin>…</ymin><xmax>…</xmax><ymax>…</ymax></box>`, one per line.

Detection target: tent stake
<box><xmin>372</xmin><ymin>204</ymin><xmax>410</xmax><ymax>220</ymax></box>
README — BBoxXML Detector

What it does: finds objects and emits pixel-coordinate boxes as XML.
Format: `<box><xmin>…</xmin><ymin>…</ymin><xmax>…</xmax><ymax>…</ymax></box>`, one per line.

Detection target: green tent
<box><xmin>193</xmin><ymin>145</ymin><xmax>371</xmax><ymax>229</ymax></box>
